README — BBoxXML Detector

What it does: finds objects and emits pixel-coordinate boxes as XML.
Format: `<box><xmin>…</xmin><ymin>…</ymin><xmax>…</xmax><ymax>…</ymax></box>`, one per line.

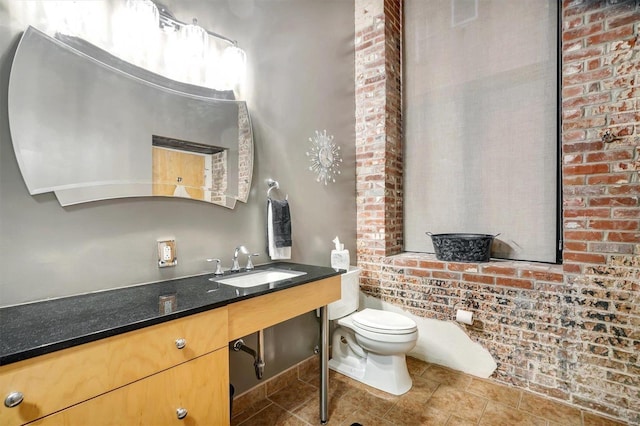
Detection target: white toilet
<box><xmin>328</xmin><ymin>267</ymin><xmax>418</xmax><ymax>395</ymax></box>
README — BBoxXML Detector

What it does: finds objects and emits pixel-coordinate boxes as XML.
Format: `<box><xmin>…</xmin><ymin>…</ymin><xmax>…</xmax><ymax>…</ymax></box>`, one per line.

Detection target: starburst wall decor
<box><xmin>306</xmin><ymin>130</ymin><xmax>342</xmax><ymax>185</ymax></box>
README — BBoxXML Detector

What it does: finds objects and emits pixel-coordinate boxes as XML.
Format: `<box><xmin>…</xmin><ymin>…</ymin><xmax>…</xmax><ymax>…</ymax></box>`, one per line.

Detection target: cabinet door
<box><xmin>1</xmin><ymin>308</ymin><xmax>228</xmax><ymax>425</ymax></box>
<box><xmin>30</xmin><ymin>348</ymin><xmax>229</xmax><ymax>426</ymax></box>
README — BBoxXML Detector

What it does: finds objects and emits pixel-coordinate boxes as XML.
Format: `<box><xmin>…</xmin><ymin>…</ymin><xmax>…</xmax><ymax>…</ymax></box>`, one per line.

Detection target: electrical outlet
<box><xmin>162</xmin><ymin>245</ymin><xmax>172</xmax><ymax>261</ymax></box>
<box><xmin>157</xmin><ymin>240</ymin><xmax>177</xmax><ymax>268</ymax></box>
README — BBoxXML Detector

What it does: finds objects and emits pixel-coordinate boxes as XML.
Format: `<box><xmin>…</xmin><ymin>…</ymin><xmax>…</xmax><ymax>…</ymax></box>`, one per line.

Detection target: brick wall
<box><xmin>354</xmin><ymin>0</ymin><xmax>640</xmax><ymax>424</ymax></box>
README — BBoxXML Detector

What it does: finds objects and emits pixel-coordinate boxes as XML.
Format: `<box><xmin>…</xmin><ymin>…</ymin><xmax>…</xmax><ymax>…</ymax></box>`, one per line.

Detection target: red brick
<box><xmin>419</xmin><ymin>260</ymin><xmax>445</xmax><ymax>270</ymax></box>
<box><xmin>563</xmin><ymin>164</ymin><xmax>610</xmax><ymax>175</ymax></box>
<box><xmin>564</xmin><ymin>208</ymin><xmax>611</xmax><ymax>218</ymax></box>
<box><xmin>607</xmin><ymin>12</ymin><xmax>640</xmax><ymax>28</ymax></box>
<box><xmin>393</xmin><ymin>258</ymin><xmax>418</xmax><ymax>268</ymax></box>
<box><xmin>563</xmin><ymin>68</ymin><xmax>613</xmax><ymax>86</ymax></box>
<box><xmin>462</xmin><ymin>274</ymin><xmax>495</xmax><ymax>285</ymax></box>
<box><xmin>565</xmin><ymin>230</ymin><xmax>605</xmax><ymax>241</ymax></box>
<box><xmin>563</xmin><ymin>141</ymin><xmax>604</xmax><ymax>153</ymax></box>
<box><xmin>407</xmin><ymin>268</ymin><xmax>430</xmax><ymax>278</ymax></box>
<box><xmin>585</xmin><ymin>150</ymin><xmax>634</xmax><ymax>163</ymax></box>
<box><xmin>563</xmin><ymin>46</ymin><xmax>604</xmax><ymax>63</ymax></box>
<box><xmin>563</xmin><ymin>86</ymin><xmax>584</xmax><ymax>98</ymax></box>
<box><xmin>564</xmin><ymin>175</ymin><xmax>586</xmax><ymax>185</ymax></box>
<box><xmin>589</xmin><ymin>197</ymin><xmax>638</xmax><ymax>207</ymax></box>
<box><xmin>612</xmin><ymin>208</ymin><xmax>640</xmax><ymax>219</ymax></box>
<box><xmin>607</xmin><ymin>232</ymin><xmax>640</xmax><ymax>243</ymax></box>
<box><xmin>432</xmin><ymin>271</ymin><xmax>461</xmax><ymax>280</ymax></box>
<box><xmin>586</xmin><ymin>26</ymin><xmax>635</xmax><ymax>45</ymax></box>
<box><xmin>495</xmin><ymin>277</ymin><xmax>534</xmax><ymax>289</ymax></box>
<box><xmin>562</xmin><ymin>93</ymin><xmax>610</xmax><ymax>109</ymax></box>
<box><xmin>589</xmin><ymin>220</ymin><xmax>638</xmax><ymax>231</ymax></box>
<box><xmin>565</xmin><ymin>241</ymin><xmax>589</xmax><ymax>251</ymax></box>
<box><xmin>587</xmin><ymin>174</ymin><xmax>630</xmax><ymax>185</ymax></box>
<box><xmin>480</xmin><ymin>265</ymin><xmax>518</xmax><ymax>276</ymax></box>
<box><xmin>563</xmin><ymin>252</ymin><xmax>607</xmax><ymax>264</ymax></box>
<box><xmin>447</xmin><ymin>263</ymin><xmax>476</xmax><ymax>272</ymax></box>
<box><xmin>564</xmin><ymin>130</ymin><xmax>586</xmax><ymax>141</ymax></box>
<box><xmin>563</xmin><ymin>263</ymin><xmax>583</xmax><ymax>274</ymax></box>
<box><xmin>520</xmin><ymin>270</ymin><xmax>564</xmax><ymax>282</ymax></box>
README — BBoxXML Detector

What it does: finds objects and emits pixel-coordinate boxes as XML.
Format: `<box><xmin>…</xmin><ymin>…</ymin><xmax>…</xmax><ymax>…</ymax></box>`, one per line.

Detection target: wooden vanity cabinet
<box><xmin>0</xmin><ymin>308</ymin><xmax>229</xmax><ymax>425</ymax></box>
<box><xmin>1</xmin><ymin>274</ymin><xmax>342</xmax><ymax>426</ymax></box>
<box><xmin>30</xmin><ymin>348</ymin><xmax>229</xmax><ymax>426</ymax></box>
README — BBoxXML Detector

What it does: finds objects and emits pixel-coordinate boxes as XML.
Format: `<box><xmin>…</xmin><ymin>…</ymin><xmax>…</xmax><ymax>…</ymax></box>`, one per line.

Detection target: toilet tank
<box><xmin>327</xmin><ymin>266</ymin><xmax>361</xmax><ymax>320</ymax></box>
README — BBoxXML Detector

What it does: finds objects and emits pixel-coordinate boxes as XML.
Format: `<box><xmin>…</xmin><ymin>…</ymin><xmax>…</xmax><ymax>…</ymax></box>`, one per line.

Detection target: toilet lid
<box><xmin>351</xmin><ymin>309</ymin><xmax>417</xmax><ymax>334</ymax></box>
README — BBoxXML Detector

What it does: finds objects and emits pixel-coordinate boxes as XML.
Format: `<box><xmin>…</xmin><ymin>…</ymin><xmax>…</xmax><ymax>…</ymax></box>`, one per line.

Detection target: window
<box><xmin>403</xmin><ymin>0</ymin><xmax>559</xmax><ymax>263</ymax></box>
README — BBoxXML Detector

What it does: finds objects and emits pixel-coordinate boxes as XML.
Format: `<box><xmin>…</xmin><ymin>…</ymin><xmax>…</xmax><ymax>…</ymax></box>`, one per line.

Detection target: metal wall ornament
<box><xmin>306</xmin><ymin>130</ymin><xmax>342</xmax><ymax>185</ymax></box>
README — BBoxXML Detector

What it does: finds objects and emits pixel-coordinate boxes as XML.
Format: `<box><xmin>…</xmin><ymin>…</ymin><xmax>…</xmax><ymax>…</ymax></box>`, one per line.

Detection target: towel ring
<box><xmin>266</xmin><ymin>179</ymin><xmax>288</xmax><ymax>200</ymax></box>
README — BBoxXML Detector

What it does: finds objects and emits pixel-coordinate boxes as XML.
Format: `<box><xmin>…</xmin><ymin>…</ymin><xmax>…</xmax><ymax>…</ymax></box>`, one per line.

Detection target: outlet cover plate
<box><xmin>157</xmin><ymin>240</ymin><xmax>177</xmax><ymax>267</ymax></box>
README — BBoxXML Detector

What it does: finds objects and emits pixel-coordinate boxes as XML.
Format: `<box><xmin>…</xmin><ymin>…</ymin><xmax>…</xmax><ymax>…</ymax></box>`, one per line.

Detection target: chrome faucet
<box><xmin>231</xmin><ymin>246</ymin><xmax>249</xmax><ymax>272</ymax></box>
<box><xmin>245</xmin><ymin>253</ymin><xmax>259</xmax><ymax>270</ymax></box>
<box><xmin>206</xmin><ymin>258</ymin><xmax>224</xmax><ymax>275</ymax></box>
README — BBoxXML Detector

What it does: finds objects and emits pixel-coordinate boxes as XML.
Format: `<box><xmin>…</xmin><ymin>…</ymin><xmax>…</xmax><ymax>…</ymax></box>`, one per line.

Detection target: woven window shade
<box><xmin>404</xmin><ymin>0</ymin><xmax>558</xmax><ymax>262</ymax></box>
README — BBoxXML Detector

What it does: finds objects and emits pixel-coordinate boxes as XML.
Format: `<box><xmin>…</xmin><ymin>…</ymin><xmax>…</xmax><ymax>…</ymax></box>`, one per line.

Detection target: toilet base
<box><xmin>329</xmin><ymin>334</ymin><xmax>413</xmax><ymax>395</ymax></box>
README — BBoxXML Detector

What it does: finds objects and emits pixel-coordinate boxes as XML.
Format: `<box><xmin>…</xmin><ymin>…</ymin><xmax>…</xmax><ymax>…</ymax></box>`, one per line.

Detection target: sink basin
<box><xmin>212</xmin><ymin>269</ymin><xmax>307</xmax><ymax>288</ymax></box>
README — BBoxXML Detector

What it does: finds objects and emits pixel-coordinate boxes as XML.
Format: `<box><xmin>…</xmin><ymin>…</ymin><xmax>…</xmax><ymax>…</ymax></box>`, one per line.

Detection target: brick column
<box><xmin>561</xmin><ymin>1</ymin><xmax>640</xmax><ymax>420</ymax></box>
<box><xmin>355</xmin><ymin>0</ymin><xmax>403</xmax><ymax>264</ymax></box>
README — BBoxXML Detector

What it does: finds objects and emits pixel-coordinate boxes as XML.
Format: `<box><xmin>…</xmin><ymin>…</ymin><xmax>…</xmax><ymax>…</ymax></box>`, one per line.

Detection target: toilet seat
<box><xmin>352</xmin><ymin>308</ymin><xmax>417</xmax><ymax>335</ymax></box>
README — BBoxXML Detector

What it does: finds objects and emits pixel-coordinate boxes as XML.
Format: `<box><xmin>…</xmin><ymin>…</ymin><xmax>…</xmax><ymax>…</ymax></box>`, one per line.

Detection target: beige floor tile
<box><xmin>297</xmin><ymin>355</ymin><xmax>319</xmax><ymax>380</ymax></box>
<box><xmin>466</xmin><ymin>377</ymin><xmax>522</xmax><ymax>408</ymax></box>
<box><xmin>231</xmin><ymin>400</ymin><xmax>273</xmax><ymax>426</ymax></box>
<box><xmin>583</xmin><ymin>411</ymin><xmax>628</xmax><ymax>426</ymax></box>
<box><xmin>407</xmin><ymin>356</ymin><xmax>430</xmax><ymax>377</ymax></box>
<box><xmin>422</xmin><ymin>365</ymin><xmax>474</xmax><ymax>388</ymax></box>
<box><xmin>446</xmin><ymin>415</ymin><xmax>478</xmax><ymax>426</ymax></box>
<box><xmin>342</xmin><ymin>385</ymin><xmax>399</xmax><ymax>418</ymax></box>
<box><xmin>426</xmin><ymin>385</ymin><xmax>488</xmax><ymax>422</ymax></box>
<box><xmin>236</xmin><ymin>403</ymin><xmax>309</xmax><ymax>426</ymax></box>
<box><xmin>293</xmin><ymin>392</ymin><xmax>359</xmax><ymax>425</ymax></box>
<box><xmin>267</xmin><ymin>367</ymin><xmax>300</xmax><ymax>395</ymax></box>
<box><xmin>268</xmin><ymin>379</ymin><xmax>319</xmax><ymax>412</ymax></box>
<box><xmin>408</xmin><ymin>374</ymin><xmax>440</xmax><ymax>400</ymax></box>
<box><xmin>235</xmin><ymin>359</ymin><xmax>633</xmax><ymax>426</ymax></box>
<box><xmin>232</xmin><ymin>384</ymin><xmax>267</xmax><ymax>414</ymax></box>
<box><xmin>519</xmin><ymin>392</ymin><xmax>581</xmax><ymax>426</ymax></box>
<box><xmin>384</xmin><ymin>401</ymin><xmax>451</xmax><ymax>426</ymax></box>
<box><xmin>479</xmin><ymin>400</ymin><xmax>546</xmax><ymax>426</ymax></box>
<box><xmin>346</xmin><ymin>409</ymin><xmax>396</xmax><ymax>426</ymax></box>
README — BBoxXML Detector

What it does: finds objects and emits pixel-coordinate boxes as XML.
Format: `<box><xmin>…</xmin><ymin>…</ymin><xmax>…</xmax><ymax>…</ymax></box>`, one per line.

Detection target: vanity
<box><xmin>0</xmin><ymin>263</ymin><xmax>341</xmax><ymax>425</ymax></box>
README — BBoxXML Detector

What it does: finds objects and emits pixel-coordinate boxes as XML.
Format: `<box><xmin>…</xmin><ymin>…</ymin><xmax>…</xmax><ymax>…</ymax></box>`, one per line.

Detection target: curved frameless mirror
<box><xmin>8</xmin><ymin>26</ymin><xmax>253</xmax><ymax>208</ymax></box>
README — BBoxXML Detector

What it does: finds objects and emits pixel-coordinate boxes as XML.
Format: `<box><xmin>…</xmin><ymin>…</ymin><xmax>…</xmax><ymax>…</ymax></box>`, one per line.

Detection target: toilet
<box><xmin>328</xmin><ymin>267</ymin><xmax>418</xmax><ymax>395</ymax></box>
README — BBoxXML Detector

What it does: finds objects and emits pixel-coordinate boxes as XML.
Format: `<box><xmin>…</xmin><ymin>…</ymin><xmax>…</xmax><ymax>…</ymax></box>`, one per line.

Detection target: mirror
<box><xmin>8</xmin><ymin>26</ymin><xmax>253</xmax><ymax>208</ymax></box>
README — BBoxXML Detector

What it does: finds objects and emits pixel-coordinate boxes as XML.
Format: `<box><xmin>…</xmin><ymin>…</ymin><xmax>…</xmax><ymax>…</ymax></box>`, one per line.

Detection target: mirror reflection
<box><xmin>8</xmin><ymin>26</ymin><xmax>253</xmax><ymax>208</ymax></box>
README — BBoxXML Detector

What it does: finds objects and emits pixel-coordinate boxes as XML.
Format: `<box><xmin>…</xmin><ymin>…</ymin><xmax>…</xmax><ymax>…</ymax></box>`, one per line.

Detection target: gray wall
<box><xmin>0</xmin><ymin>0</ymin><xmax>355</xmax><ymax>393</ymax></box>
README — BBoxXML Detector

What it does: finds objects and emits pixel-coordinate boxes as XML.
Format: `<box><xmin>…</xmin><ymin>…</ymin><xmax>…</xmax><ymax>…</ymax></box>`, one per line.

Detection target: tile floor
<box><xmin>230</xmin><ymin>356</ymin><xmax>628</xmax><ymax>426</ymax></box>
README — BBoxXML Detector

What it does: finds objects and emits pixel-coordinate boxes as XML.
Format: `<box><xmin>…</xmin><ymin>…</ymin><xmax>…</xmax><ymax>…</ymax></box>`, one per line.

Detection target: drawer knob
<box><xmin>4</xmin><ymin>392</ymin><xmax>24</xmax><ymax>408</ymax></box>
<box><xmin>176</xmin><ymin>407</ymin><xmax>188</xmax><ymax>420</ymax></box>
<box><xmin>175</xmin><ymin>338</ymin><xmax>187</xmax><ymax>349</ymax></box>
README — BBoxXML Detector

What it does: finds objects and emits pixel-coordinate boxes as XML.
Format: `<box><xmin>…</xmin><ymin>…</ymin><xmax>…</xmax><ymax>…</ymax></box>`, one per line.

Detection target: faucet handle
<box><xmin>246</xmin><ymin>253</ymin><xmax>259</xmax><ymax>270</ymax></box>
<box><xmin>206</xmin><ymin>258</ymin><xmax>224</xmax><ymax>275</ymax></box>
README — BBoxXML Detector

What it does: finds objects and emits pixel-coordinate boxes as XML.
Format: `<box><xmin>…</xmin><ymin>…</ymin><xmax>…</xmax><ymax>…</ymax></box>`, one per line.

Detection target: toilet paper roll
<box><xmin>456</xmin><ymin>309</ymin><xmax>473</xmax><ymax>325</ymax></box>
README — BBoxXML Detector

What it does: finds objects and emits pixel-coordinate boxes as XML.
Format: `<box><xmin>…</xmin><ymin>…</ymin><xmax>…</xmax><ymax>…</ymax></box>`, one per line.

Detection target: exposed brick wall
<box><xmin>354</xmin><ymin>0</ymin><xmax>640</xmax><ymax>424</ymax></box>
<box><xmin>355</xmin><ymin>0</ymin><xmax>403</xmax><ymax>258</ymax></box>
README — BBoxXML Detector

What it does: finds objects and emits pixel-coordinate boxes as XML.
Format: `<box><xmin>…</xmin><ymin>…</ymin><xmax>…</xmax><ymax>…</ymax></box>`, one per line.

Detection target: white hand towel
<box><xmin>268</xmin><ymin>200</ymin><xmax>291</xmax><ymax>260</ymax></box>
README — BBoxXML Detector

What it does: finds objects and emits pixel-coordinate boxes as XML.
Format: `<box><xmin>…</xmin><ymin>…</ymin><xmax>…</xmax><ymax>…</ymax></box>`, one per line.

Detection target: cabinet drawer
<box><xmin>0</xmin><ymin>307</ymin><xmax>228</xmax><ymax>425</ymax></box>
<box><xmin>228</xmin><ymin>276</ymin><xmax>340</xmax><ymax>340</ymax></box>
<box><xmin>30</xmin><ymin>348</ymin><xmax>230</xmax><ymax>426</ymax></box>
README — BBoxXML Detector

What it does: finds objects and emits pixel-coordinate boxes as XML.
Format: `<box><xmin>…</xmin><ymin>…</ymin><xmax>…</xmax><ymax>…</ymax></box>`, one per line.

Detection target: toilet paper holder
<box><xmin>455</xmin><ymin>309</ymin><xmax>474</xmax><ymax>325</ymax></box>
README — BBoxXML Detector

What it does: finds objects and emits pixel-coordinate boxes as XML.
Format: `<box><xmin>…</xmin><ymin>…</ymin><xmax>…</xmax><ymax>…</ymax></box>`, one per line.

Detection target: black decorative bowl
<box><xmin>426</xmin><ymin>233</ymin><xmax>497</xmax><ymax>263</ymax></box>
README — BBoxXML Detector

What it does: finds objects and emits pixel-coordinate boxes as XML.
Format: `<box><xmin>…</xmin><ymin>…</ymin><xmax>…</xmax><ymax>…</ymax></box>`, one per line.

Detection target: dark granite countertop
<box><xmin>0</xmin><ymin>262</ymin><xmax>341</xmax><ymax>366</ymax></box>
